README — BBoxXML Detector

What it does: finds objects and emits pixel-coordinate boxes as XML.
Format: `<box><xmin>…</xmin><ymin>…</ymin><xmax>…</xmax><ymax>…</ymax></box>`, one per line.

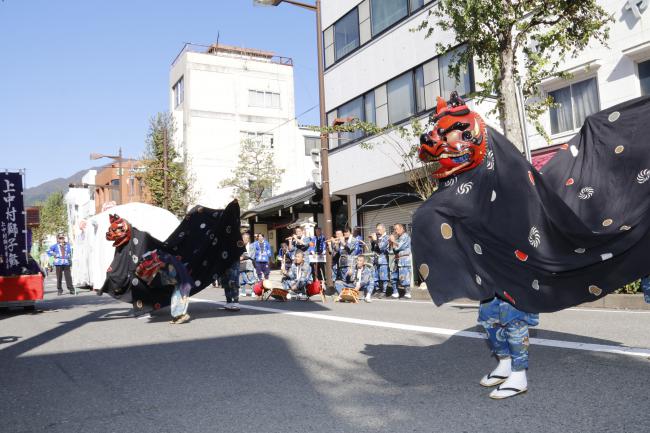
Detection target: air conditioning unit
<box><xmin>310</xmin><ymin>149</ymin><xmax>320</xmax><ymax>167</ymax></box>
<box><xmin>312</xmin><ymin>169</ymin><xmax>322</xmax><ymax>188</ymax></box>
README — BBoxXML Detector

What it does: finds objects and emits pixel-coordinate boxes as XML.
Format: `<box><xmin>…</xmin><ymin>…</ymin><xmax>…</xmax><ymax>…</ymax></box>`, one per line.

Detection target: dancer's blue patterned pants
<box><xmin>478</xmin><ymin>297</ymin><xmax>539</xmax><ymax>371</ymax></box>
<box><xmin>219</xmin><ymin>262</ymin><xmax>240</xmax><ymax>303</ymax></box>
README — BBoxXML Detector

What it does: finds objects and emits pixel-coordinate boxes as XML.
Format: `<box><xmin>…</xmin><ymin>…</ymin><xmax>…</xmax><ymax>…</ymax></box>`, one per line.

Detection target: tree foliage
<box><xmin>415</xmin><ymin>0</ymin><xmax>612</xmax><ymax>146</ymax></box>
<box><xmin>31</xmin><ymin>191</ymin><xmax>68</xmax><ymax>253</ymax></box>
<box><xmin>220</xmin><ymin>138</ymin><xmax>285</xmax><ymax>210</ymax></box>
<box><xmin>318</xmin><ymin>121</ymin><xmax>437</xmax><ymax>200</ymax></box>
<box><xmin>142</xmin><ymin>112</ymin><xmax>194</xmax><ymax>217</ymax></box>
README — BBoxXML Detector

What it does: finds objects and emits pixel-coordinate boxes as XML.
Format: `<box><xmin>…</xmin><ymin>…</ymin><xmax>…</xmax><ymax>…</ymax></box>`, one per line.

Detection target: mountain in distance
<box><xmin>24</xmin><ymin>168</ymin><xmax>99</xmax><ymax>206</ymax></box>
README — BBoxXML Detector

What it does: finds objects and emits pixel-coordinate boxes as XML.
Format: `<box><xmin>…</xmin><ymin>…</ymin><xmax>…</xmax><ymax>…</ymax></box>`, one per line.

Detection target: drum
<box><xmin>253</xmin><ymin>281</ymin><xmax>264</xmax><ymax>297</ymax></box>
<box><xmin>307</xmin><ymin>280</ymin><xmax>322</xmax><ymax>296</ymax></box>
<box><xmin>270</xmin><ymin>288</ymin><xmax>290</xmax><ymax>301</ymax></box>
<box><xmin>339</xmin><ymin>288</ymin><xmax>359</xmax><ymax>303</ymax></box>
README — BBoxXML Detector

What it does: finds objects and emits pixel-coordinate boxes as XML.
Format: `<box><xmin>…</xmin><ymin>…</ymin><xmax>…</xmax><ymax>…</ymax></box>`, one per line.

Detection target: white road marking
<box><xmin>191</xmin><ymin>298</ymin><xmax>650</xmax><ymax>359</ymax></box>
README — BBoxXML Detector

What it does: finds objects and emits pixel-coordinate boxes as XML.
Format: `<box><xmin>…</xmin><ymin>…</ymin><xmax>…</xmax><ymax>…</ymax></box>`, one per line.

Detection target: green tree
<box><xmin>220</xmin><ymin>138</ymin><xmax>285</xmax><ymax>210</ymax></box>
<box><xmin>318</xmin><ymin>120</ymin><xmax>437</xmax><ymax>200</ymax></box>
<box><xmin>142</xmin><ymin>112</ymin><xmax>194</xmax><ymax>217</ymax></box>
<box><xmin>416</xmin><ymin>1</ymin><xmax>612</xmax><ymax>148</ymax></box>
<box><xmin>31</xmin><ymin>191</ymin><xmax>68</xmax><ymax>253</ymax></box>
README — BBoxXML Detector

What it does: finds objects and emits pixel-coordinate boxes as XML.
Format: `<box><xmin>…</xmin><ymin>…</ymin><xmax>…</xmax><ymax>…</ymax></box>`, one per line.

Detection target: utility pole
<box><xmin>163</xmin><ymin>126</ymin><xmax>169</xmax><ymax>209</ymax></box>
<box><xmin>314</xmin><ymin>0</ymin><xmax>334</xmax><ymax>290</ymax></box>
<box><xmin>118</xmin><ymin>147</ymin><xmax>124</xmax><ymax>205</ymax></box>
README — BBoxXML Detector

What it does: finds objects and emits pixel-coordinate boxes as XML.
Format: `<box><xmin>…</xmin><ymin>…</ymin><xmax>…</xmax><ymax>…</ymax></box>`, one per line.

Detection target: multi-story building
<box><xmin>169</xmin><ymin>43</ymin><xmax>320</xmax><ymax>209</ymax></box>
<box><xmin>322</xmin><ymin>0</ymin><xmax>650</xmax><ymax>236</ymax></box>
<box><xmin>93</xmin><ymin>160</ymin><xmax>149</xmax><ymax>213</ymax></box>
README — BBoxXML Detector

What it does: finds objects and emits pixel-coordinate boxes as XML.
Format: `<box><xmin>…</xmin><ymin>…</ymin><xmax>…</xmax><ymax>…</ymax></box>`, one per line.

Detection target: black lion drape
<box><xmin>413</xmin><ymin>96</ymin><xmax>650</xmax><ymax>313</ymax></box>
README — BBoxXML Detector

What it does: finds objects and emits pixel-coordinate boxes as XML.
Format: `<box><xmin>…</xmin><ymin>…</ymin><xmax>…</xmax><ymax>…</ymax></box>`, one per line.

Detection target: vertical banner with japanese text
<box><xmin>0</xmin><ymin>171</ymin><xmax>28</xmax><ymax>275</ymax></box>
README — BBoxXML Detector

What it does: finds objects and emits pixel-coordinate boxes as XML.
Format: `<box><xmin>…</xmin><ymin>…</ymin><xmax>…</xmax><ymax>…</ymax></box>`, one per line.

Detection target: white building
<box><xmin>321</xmin><ymin>0</ymin><xmax>650</xmax><ymax>234</ymax></box>
<box><xmin>169</xmin><ymin>43</ymin><xmax>320</xmax><ymax>209</ymax></box>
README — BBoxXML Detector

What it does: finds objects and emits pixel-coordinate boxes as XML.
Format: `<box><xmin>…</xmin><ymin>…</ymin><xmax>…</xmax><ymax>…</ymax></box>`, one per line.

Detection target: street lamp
<box><xmin>254</xmin><ymin>0</ymin><xmax>315</xmax><ymax>11</ymax></box>
<box><xmin>90</xmin><ymin>148</ymin><xmax>124</xmax><ymax>205</ymax></box>
<box><xmin>254</xmin><ymin>0</ymin><xmax>336</xmax><ymax>289</ymax></box>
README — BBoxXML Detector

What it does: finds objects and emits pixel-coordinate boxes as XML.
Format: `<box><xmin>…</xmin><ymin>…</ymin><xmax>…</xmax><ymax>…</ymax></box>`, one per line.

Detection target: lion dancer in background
<box><xmin>136</xmin><ymin>250</ymin><xmax>194</xmax><ymax>324</ymax></box>
<box><xmin>418</xmin><ymin>92</ymin><xmax>535</xmax><ymax>399</ymax></box>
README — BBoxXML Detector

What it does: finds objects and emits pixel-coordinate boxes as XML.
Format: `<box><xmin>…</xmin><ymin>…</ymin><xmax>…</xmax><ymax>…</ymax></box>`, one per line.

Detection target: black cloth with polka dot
<box><xmin>412</xmin><ymin>96</ymin><xmax>650</xmax><ymax>313</ymax></box>
<box><xmin>101</xmin><ymin>200</ymin><xmax>244</xmax><ymax>314</ymax></box>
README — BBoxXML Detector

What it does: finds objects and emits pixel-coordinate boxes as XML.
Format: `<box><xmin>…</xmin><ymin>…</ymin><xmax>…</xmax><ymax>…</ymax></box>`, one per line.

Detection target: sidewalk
<box><xmin>267</xmin><ymin>270</ymin><xmax>650</xmax><ymax>310</ymax></box>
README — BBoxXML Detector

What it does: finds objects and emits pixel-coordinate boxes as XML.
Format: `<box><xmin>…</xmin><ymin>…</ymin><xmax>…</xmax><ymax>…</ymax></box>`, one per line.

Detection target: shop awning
<box><xmin>241</xmin><ymin>183</ymin><xmax>321</xmax><ymax>219</ymax></box>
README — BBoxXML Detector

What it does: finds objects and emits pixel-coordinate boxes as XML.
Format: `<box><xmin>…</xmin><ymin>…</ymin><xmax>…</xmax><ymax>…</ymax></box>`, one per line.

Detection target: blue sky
<box><xmin>0</xmin><ymin>0</ymin><xmax>319</xmax><ymax>188</ymax></box>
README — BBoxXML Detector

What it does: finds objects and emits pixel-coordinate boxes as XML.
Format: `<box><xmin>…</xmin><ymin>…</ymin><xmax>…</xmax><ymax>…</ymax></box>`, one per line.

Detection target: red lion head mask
<box><xmin>106</xmin><ymin>214</ymin><xmax>131</xmax><ymax>247</ymax></box>
<box><xmin>135</xmin><ymin>250</ymin><xmax>165</xmax><ymax>284</ymax></box>
<box><xmin>418</xmin><ymin>92</ymin><xmax>487</xmax><ymax>179</ymax></box>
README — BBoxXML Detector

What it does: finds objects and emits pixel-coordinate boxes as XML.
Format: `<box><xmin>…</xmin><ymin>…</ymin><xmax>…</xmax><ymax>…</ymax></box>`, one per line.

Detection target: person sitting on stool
<box><xmin>335</xmin><ymin>255</ymin><xmax>374</xmax><ymax>303</ymax></box>
<box><xmin>282</xmin><ymin>251</ymin><xmax>312</xmax><ymax>300</ymax></box>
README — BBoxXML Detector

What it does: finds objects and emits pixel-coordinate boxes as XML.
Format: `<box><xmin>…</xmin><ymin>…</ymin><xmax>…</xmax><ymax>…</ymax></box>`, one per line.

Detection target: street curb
<box><xmin>410</xmin><ymin>288</ymin><xmax>650</xmax><ymax>311</ymax></box>
<box><xmin>268</xmin><ymin>271</ymin><xmax>650</xmax><ymax>311</ymax></box>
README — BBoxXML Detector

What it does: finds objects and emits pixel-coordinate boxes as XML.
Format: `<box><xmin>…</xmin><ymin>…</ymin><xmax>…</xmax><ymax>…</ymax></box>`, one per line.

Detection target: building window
<box><xmin>415</xmin><ymin>65</ymin><xmax>426</xmax><ymax>113</ymax></box>
<box><xmin>249</xmin><ymin>90</ymin><xmax>281</xmax><ymax>109</ymax></box>
<box><xmin>335</xmin><ymin>8</ymin><xmax>360</xmax><ymax>61</ymax></box>
<box><xmin>338</xmin><ymin>96</ymin><xmax>365</xmax><ymax>145</ymax></box>
<box><xmin>640</xmin><ymin>59</ymin><xmax>650</xmax><ymax>96</ymax></box>
<box><xmin>327</xmin><ymin>47</ymin><xmax>475</xmax><ymax>146</ymax></box>
<box><xmin>387</xmin><ymin>71</ymin><xmax>415</xmax><ymax>124</ymax></box>
<box><xmin>371</xmin><ymin>0</ymin><xmax>408</xmax><ymax>36</ymax></box>
<box><xmin>409</xmin><ymin>0</ymin><xmax>425</xmax><ymax>12</ymax></box>
<box><xmin>241</xmin><ymin>131</ymin><xmax>274</xmax><ymax>148</ymax></box>
<box><xmin>110</xmin><ymin>179</ymin><xmax>120</xmax><ymax>203</ymax></box>
<box><xmin>304</xmin><ymin>136</ymin><xmax>320</xmax><ymax>156</ymax></box>
<box><xmin>364</xmin><ymin>90</ymin><xmax>376</xmax><ymax>125</ymax></box>
<box><xmin>439</xmin><ymin>48</ymin><xmax>472</xmax><ymax>98</ymax></box>
<box><xmin>549</xmin><ymin>77</ymin><xmax>599</xmax><ymax>135</ymax></box>
<box><xmin>173</xmin><ymin>77</ymin><xmax>184</xmax><ymax>108</ymax></box>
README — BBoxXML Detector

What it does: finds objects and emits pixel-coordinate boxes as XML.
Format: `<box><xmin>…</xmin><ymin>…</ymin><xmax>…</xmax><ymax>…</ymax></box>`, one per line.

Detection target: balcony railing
<box><xmin>171</xmin><ymin>43</ymin><xmax>293</xmax><ymax>67</ymax></box>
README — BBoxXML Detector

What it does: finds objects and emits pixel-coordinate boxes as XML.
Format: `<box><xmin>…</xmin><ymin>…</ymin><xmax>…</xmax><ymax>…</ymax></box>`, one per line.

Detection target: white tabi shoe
<box><xmin>489</xmin><ymin>370</ymin><xmax>528</xmax><ymax>399</ymax></box>
<box><xmin>479</xmin><ymin>357</ymin><xmax>512</xmax><ymax>387</ymax></box>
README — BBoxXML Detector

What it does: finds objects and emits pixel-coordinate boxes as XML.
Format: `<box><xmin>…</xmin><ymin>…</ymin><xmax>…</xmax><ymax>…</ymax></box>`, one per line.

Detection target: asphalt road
<box><xmin>1</xmin><ymin>276</ymin><xmax>649</xmax><ymax>433</ymax></box>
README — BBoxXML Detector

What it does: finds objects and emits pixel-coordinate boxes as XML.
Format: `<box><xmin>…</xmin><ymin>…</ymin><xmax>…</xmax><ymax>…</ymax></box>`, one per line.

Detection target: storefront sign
<box><xmin>0</xmin><ymin>172</ymin><xmax>28</xmax><ymax>275</ymax></box>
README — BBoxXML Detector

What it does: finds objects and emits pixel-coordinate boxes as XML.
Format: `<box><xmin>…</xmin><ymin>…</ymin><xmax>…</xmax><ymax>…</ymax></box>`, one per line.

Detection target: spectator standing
<box><xmin>48</xmin><ymin>233</ymin><xmax>73</xmax><ymax>295</ymax></box>
<box><xmin>370</xmin><ymin>223</ymin><xmax>390</xmax><ymax>298</ymax></box>
<box><xmin>335</xmin><ymin>255</ymin><xmax>374</xmax><ymax>303</ymax></box>
<box><xmin>239</xmin><ymin>233</ymin><xmax>256</xmax><ymax>297</ymax></box>
<box><xmin>641</xmin><ymin>275</ymin><xmax>650</xmax><ymax>303</ymax></box>
<box><xmin>353</xmin><ymin>227</ymin><xmax>364</xmax><ymax>256</ymax></box>
<box><xmin>339</xmin><ymin>227</ymin><xmax>358</xmax><ymax>278</ymax></box>
<box><xmin>327</xmin><ymin>229</ymin><xmax>344</xmax><ymax>280</ymax></box>
<box><xmin>282</xmin><ymin>250</ymin><xmax>312</xmax><ymax>300</ymax></box>
<box><xmin>278</xmin><ymin>241</ymin><xmax>292</xmax><ymax>274</ymax></box>
<box><xmin>309</xmin><ymin>227</ymin><xmax>326</xmax><ymax>281</ymax></box>
<box><xmin>390</xmin><ymin>224</ymin><xmax>412</xmax><ymax>299</ymax></box>
<box><xmin>39</xmin><ymin>251</ymin><xmax>50</xmax><ymax>276</ymax></box>
<box><xmin>253</xmin><ymin>233</ymin><xmax>272</xmax><ymax>280</ymax></box>
<box><xmin>288</xmin><ymin>227</ymin><xmax>310</xmax><ymax>262</ymax></box>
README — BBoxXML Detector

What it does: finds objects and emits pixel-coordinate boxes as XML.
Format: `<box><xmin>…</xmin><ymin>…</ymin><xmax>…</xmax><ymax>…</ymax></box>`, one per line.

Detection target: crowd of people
<box><xmin>238</xmin><ymin>223</ymin><xmax>413</xmax><ymax>303</ymax></box>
